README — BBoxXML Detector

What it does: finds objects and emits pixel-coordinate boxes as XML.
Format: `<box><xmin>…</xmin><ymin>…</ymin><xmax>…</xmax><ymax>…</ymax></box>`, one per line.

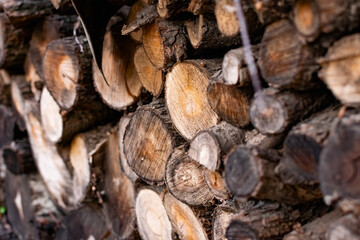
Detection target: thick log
<box><xmin>136</xmin><ymin>188</ymin><xmax>173</xmax><ymax>240</ymax></box>
<box><xmin>224</xmin><ymin>146</ymin><xmax>322</xmax><ymax>204</ymax></box>
<box><xmin>0</xmin><ymin>13</ymin><xmax>30</xmax><ymax>70</ymax></box>
<box><xmin>143</xmin><ymin>20</ymin><xmax>188</xmax><ymax>70</ymax></box>
<box><xmin>166</xmin><ymin>148</ymin><xmax>214</xmax><ymax>206</ymax></box>
<box><xmin>293</xmin><ymin>0</ymin><xmax>360</xmax><ymax>43</ymax></box>
<box><xmin>318</xmin><ymin>34</ymin><xmax>360</xmax><ymax>106</ymax></box>
<box><xmin>186</xmin><ymin>15</ymin><xmax>242</xmax><ymax>50</ymax></box>
<box><xmin>3</xmin><ymin>139</ymin><xmax>36</xmax><ymax>175</ymax></box>
<box><xmin>212</xmin><ymin>201</ymin><xmax>238</xmax><ymax>240</ymax></box>
<box><xmin>188</xmin><ymin>121</ymin><xmax>244</xmax><ymax>171</ymax></box>
<box><xmin>207</xmin><ymin>82</ymin><xmax>253</xmax><ymax>128</ymax></box>
<box><xmin>283</xmin><ymin>209</ymin><xmax>344</xmax><ymax>240</ymax></box>
<box><xmin>319</xmin><ymin>110</ymin><xmax>360</xmax><ymax>210</ymax></box>
<box><xmin>166</xmin><ymin>59</ymin><xmax>220</xmax><ymax>140</ymax></box>
<box><xmin>188</xmin><ymin>0</ymin><xmax>215</xmax><ymax>15</ymax></box>
<box><xmin>0</xmin><ymin>105</ymin><xmax>15</xmax><ymax>148</ymax></box>
<box><xmin>124</xmin><ymin>100</ymin><xmax>182</xmax><ymax>184</ymax></box>
<box><xmin>250</xmin><ymin>88</ymin><xmax>332</xmax><ymax>134</ymax></box>
<box><xmin>252</xmin><ymin>0</ymin><xmax>294</xmax><ymax>25</ymax></box>
<box><xmin>258</xmin><ymin>19</ymin><xmax>321</xmax><ymax>90</ymax></box>
<box><xmin>204</xmin><ymin>169</ymin><xmax>231</xmax><ymax>201</ymax></box>
<box><xmin>326</xmin><ymin>214</ymin><xmax>360</xmax><ymax>240</ymax></box>
<box><xmin>276</xmin><ymin>106</ymin><xmax>339</xmax><ymax>185</ymax></box>
<box><xmin>134</xmin><ymin>45</ymin><xmax>164</xmax><ymax>97</ymax></box>
<box><xmin>163</xmin><ymin>192</ymin><xmax>208</xmax><ymax>240</ymax></box>
<box><xmin>215</xmin><ymin>0</ymin><xmax>263</xmax><ymax>37</ymax></box>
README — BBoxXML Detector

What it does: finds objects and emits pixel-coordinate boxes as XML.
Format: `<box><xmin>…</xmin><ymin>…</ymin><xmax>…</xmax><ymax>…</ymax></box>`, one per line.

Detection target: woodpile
<box><xmin>1</xmin><ymin>0</ymin><xmax>360</xmax><ymax>239</ymax></box>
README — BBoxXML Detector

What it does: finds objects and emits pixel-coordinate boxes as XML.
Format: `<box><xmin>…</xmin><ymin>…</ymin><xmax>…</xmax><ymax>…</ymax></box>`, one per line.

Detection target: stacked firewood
<box><xmin>1</xmin><ymin>0</ymin><xmax>360</xmax><ymax>239</ymax></box>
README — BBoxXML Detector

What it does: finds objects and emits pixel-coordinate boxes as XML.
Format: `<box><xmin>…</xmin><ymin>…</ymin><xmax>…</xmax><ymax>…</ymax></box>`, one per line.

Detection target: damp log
<box><xmin>188</xmin><ymin>121</ymin><xmax>244</xmax><ymax>171</ymax></box>
<box><xmin>166</xmin><ymin>59</ymin><xmax>220</xmax><ymax>140</ymax></box>
<box><xmin>258</xmin><ymin>19</ymin><xmax>321</xmax><ymax>90</ymax></box>
<box><xmin>166</xmin><ymin>148</ymin><xmax>214</xmax><ymax>206</ymax></box>
<box><xmin>134</xmin><ymin>45</ymin><xmax>163</xmax><ymax>97</ymax></box>
<box><xmin>163</xmin><ymin>192</ymin><xmax>208</xmax><ymax>240</ymax></box>
<box><xmin>0</xmin><ymin>13</ymin><xmax>30</xmax><ymax>70</ymax></box>
<box><xmin>124</xmin><ymin>100</ymin><xmax>182</xmax><ymax>184</ymax></box>
<box><xmin>250</xmin><ymin>88</ymin><xmax>332</xmax><ymax>134</ymax></box>
<box><xmin>318</xmin><ymin>34</ymin><xmax>360</xmax><ymax>106</ymax></box>
<box><xmin>3</xmin><ymin>139</ymin><xmax>37</xmax><ymax>175</ymax></box>
<box><xmin>207</xmin><ymin>82</ymin><xmax>253</xmax><ymax>127</ymax></box>
<box><xmin>224</xmin><ymin>146</ymin><xmax>323</xmax><ymax>204</ymax></box>
<box><xmin>0</xmin><ymin>105</ymin><xmax>15</xmax><ymax>148</ymax></box>
<box><xmin>326</xmin><ymin>214</ymin><xmax>360</xmax><ymax>240</ymax></box>
<box><xmin>252</xmin><ymin>0</ymin><xmax>294</xmax><ymax>25</ymax></box>
<box><xmin>215</xmin><ymin>0</ymin><xmax>263</xmax><ymax>37</ymax></box>
<box><xmin>136</xmin><ymin>188</ymin><xmax>173</xmax><ymax>240</ymax></box>
<box><xmin>276</xmin><ymin>106</ymin><xmax>339</xmax><ymax>185</ymax></box>
<box><xmin>142</xmin><ymin>20</ymin><xmax>188</xmax><ymax>70</ymax></box>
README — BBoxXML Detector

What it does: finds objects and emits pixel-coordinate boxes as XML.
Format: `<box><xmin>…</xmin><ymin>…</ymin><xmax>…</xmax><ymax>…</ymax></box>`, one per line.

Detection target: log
<box><xmin>3</xmin><ymin>139</ymin><xmax>37</xmax><ymax>175</ymax></box>
<box><xmin>103</xmin><ymin>131</ymin><xmax>136</xmax><ymax>239</ymax></box>
<box><xmin>163</xmin><ymin>192</ymin><xmax>208</xmax><ymax>240</ymax></box>
<box><xmin>319</xmin><ymin>110</ymin><xmax>360</xmax><ymax>210</ymax></box>
<box><xmin>187</xmin><ymin>0</ymin><xmax>215</xmax><ymax>15</ymax></box>
<box><xmin>157</xmin><ymin>0</ymin><xmax>189</xmax><ymax>18</ymax></box>
<box><xmin>283</xmin><ymin>209</ymin><xmax>344</xmax><ymax>240</ymax></box>
<box><xmin>224</xmin><ymin>146</ymin><xmax>322</xmax><ymax>204</ymax></box>
<box><xmin>250</xmin><ymin>88</ymin><xmax>332</xmax><ymax>134</ymax></box>
<box><xmin>50</xmin><ymin>0</ymin><xmax>72</xmax><ymax>10</ymax></box>
<box><xmin>134</xmin><ymin>45</ymin><xmax>164</xmax><ymax>97</ymax></box>
<box><xmin>326</xmin><ymin>214</ymin><xmax>360</xmax><ymax>240</ymax></box>
<box><xmin>252</xmin><ymin>0</ymin><xmax>294</xmax><ymax>25</ymax></box>
<box><xmin>117</xmin><ymin>115</ymin><xmax>138</xmax><ymax>182</ymax></box>
<box><xmin>215</xmin><ymin>0</ymin><xmax>263</xmax><ymax>37</ymax></box>
<box><xmin>165</xmin><ymin>148</ymin><xmax>214</xmax><ymax>206</ymax></box>
<box><xmin>123</xmin><ymin>100</ymin><xmax>182</xmax><ymax>184</ymax></box>
<box><xmin>136</xmin><ymin>188</ymin><xmax>173</xmax><ymax>240</ymax></box>
<box><xmin>276</xmin><ymin>106</ymin><xmax>339</xmax><ymax>185</ymax></box>
<box><xmin>293</xmin><ymin>0</ymin><xmax>360</xmax><ymax>43</ymax></box>
<box><xmin>188</xmin><ymin>121</ymin><xmax>244</xmax><ymax>171</ymax></box>
<box><xmin>212</xmin><ymin>201</ymin><xmax>238</xmax><ymax>240</ymax></box>
<box><xmin>204</xmin><ymin>169</ymin><xmax>231</xmax><ymax>201</ymax></box>
<box><xmin>0</xmin><ymin>13</ymin><xmax>30</xmax><ymax>70</ymax></box>
<box><xmin>258</xmin><ymin>19</ymin><xmax>321</xmax><ymax>90</ymax></box>
<box><xmin>124</xmin><ymin>1</ymin><xmax>144</xmax><ymax>42</ymax></box>
<box><xmin>318</xmin><ymin>34</ymin><xmax>360</xmax><ymax>106</ymax></box>
<box><xmin>93</xmin><ymin>20</ymin><xmax>142</xmax><ymax>110</ymax></box>
<box><xmin>142</xmin><ymin>20</ymin><xmax>188</xmax><ymax>70</ymax></box>
<box><xmin>24</xmin><ymin>55</ymin><xmax>43</xmax><ymax>101</ymax></box>
<box><xmin>245</xmin><ymin>129</ymin><xmax>285</xmax><ymax>149</ymax></box>
<box><xmin>0</xmin><ymin>105</ymin><xmax>15</xmax><ymax>148</ymax></box>
<box><xmin>166</xmin><ymin>59</ymin><xmax>220</xmax><ymax>140</ymax></box>
<box><xmin>207</xmin><ymin>82</ymin><xmax>253</xmax><ymax>128</ymax></box>
<box><xmin>186</xmin><ymin>15</ymin><xmax>242</xmax><ymax>50</ymax></box>
<box><xmin>0</xmin><ymin>70</ymin><xmax>11</xmax><ymax>106</ymax></box>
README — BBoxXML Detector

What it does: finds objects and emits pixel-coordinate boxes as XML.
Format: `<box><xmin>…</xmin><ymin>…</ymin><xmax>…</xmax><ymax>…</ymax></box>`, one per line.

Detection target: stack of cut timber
<box><xmin>1</xmin><ymin>0</ymin><xmax>360</xmax><ymax>239</ymax></box>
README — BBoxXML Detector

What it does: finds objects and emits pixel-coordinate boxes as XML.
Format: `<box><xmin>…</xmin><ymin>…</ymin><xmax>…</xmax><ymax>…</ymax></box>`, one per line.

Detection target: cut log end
<box><xmin>143</xmin><ymin>22</ymin><xmax>165</xmax><ymax>69</ymax></box>
<box><xmin>293</xmin><ymin>0</ymin><xmax>320</xmax><ymax>40</ymax></box>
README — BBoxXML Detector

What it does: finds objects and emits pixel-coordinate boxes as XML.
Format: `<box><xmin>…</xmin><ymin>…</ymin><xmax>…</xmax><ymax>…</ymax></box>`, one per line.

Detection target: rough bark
<box><xmin>204</xmin><ymin>169</ymin><xmax>231</xmax><ymax>201</ymax></box>
<box><xmin>188</xmin><ymin>0</ymin><xmax>215</xmax><ymax>15</ymax></box>
<box><xmin>0</xmin><ymin>105</ymin><xmax>15</xmax><ymax>149</ymax></box>
<box><xmin>252</xmin><ymin>0</ymin><xmax>294</xmax><ymax>25</ymax></box>
<box><xmin>212</xmin><ymin>201</ymin><xmax>238</xmax><ymax>240</ymax></box>
<box><xmin>157</xmin><ymin>0</ymin><xmax>189</xmax><ymax>18</ymax></box>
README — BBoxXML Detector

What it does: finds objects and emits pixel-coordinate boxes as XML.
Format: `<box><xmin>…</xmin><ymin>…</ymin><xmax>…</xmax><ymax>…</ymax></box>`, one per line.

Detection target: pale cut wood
<box><xmin>163</xmin><ymin>192</ymin><xmax>208</xmax><ymax>240</ymax></box>
<box><xmin>212</xmin><ymin>201</ymin><xmax>237</xmax><ymax>240</ymax></box>
<box><xmin>166</xmin><ymin>60</ymin><xmax>220</xmax><ymax>140</ymax></box>
<box><xmin>136</xmin><ymin>189</ymin><xmax>173</xmax><ymax>240</ymax></box>
<box><xmin>126</xmin><ymin>1</ymin><xmax>145</xmax><ymax>42</ymax></box>
<box><xmin>24</xmin><ymin>55</ymin><xmax>42</xmax><ymax>101</ymax></box>
<box><xmin>326</xmin><ymin>214</ymin><xmax>360</xmax><ymax>240</ymax></box>
<box><xmin>134</xmin><ymin>45</ymin><xmax>163</xmax><ymax>97</ymax></box>
<box><xmin>204</xmin><ymin>169</ymin><xmax>231</xmax><ymax>201</ymax></box>
<box><xmin>166</xmin><ymin>148</ymin><xmax>214</xmax><ymax>206</ymax></box>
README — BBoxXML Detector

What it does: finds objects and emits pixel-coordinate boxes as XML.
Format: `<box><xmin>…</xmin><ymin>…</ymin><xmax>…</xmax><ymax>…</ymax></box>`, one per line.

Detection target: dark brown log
<box><xmin>188</xmin><ymin>0</ymin><xmax>215</xmax><ymax>15</ymax></box>
<box><xmin>252</xmin><ymin>0</ymin><xmax>294</xmax><ymax>25</ymax></box>
<box><xmin>188</xmin><ymin>121</ymin><xmax>244</xmax><ymax>171</ymax></box>
<box><xmin>326</xmin><ymin>214</ymin><xmax>360</xmax><ymax>240</ymax></box>
<box><xmin>318</xmin><ymin>34</ymin><xmax>360</xmax><ymax>106</ymax></box>
<box><xmin>134</xmin><ymin>45</ymin><xmax>164</xmax><ymax>97</ymax></box>
<box><xmin>207</xmin><ymin>82</ymin><xmax>253</xmax><ymax>128</ymax></box>
<box><xmin>135</xmin><ymin>188</ymin><xmax>173</xmax><ymax>240</ymax></box>
<box><xmin>204</xmin><ymin>169</ymin><xmax>231</xmax><ymax>201</ymax></box>
<box><xmin>0</xmin><ymin>0</ymin><xmax>53</xmax><ymax>27</ymax></box>
<box><xmin>212</xmin><ymin>201</ymin><xmax>238</xmax><ymax>240</ymax></box>
<box><xmin>0</xmin><ymin>70</ymin><xmax>11</xmax><ymax>106</ymax></box>
<box><xmin>276</xmin><ymin>106</ymin><xmax>339</xmax><ymax>185</ymax></box>
<box><xmin>250</xmin><ymin>88</ymin><xmax>333</xmax><ymax>134</ymax></box>
<box><xmin>215</xmin><ymin>0</ymin><xmax>263</xmax><ymax>37</ymax></box>
<box><xmin>0</xmin><ymin>13</ymin><xmax>30</xmax><ymax>70</ymax></box>
<box><xmin>143</xmin><ymin>19</ymin><xmax>188</xmax><ymax>70</ymax></box>
<box><xmin>3</xmin><ymin>139</ymin><xmax>36</xmax><ymax>175</ymax></box>
<box><xmin>258</xmin><ymin>19</ymin><xmax>321</xmax><ymax>90</ymax></box>
<box><xmin>224</xmin><ymin>146</ymin><xmax>322</xmax><ymax>204</ymax></box>
<box><xmin>319</xmin><ymin>110</ymin><xmax>360</xmax><ymax>211</ymax></box>
<box><xmin>0</xmin><ymin>105</ymin><xmax>15</xmax><ymax>148</ymax></box>
<box><xmin>283</xmin><ymin>209</ymin><xmax>344</xmax><ymax>240</ymax></box>
<box><xmin>163</xmin><ymin>192</ymin><xmax>208</xmax><ymax>240</ymax></box>
<box><xmin>166</xmin><ymin>59</ymin><xmax>220</xmax><ymax>140</ymax></box>
<box><xmin>124</xmin><ymin>100</ymin><xmax>182</xmax><ymax>184</ymax></box>
<box><xmin>293</xmin><ymin>0</ymin><xmax>360</xmax><ymax>43</ymax></box>
<box><xmin>165</xmin><ymin>148</ymin><xmax>214</xmax><ymax>206</ymax></box>
<box><xmin>103</xmin><ymin>131</ymin><xmax>136</xmax><ymax>239</ymax></box>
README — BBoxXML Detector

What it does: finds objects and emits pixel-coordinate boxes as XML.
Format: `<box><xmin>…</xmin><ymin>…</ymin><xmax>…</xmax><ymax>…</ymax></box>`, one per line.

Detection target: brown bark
<box><xmin>166</xmin><ymin>59</ymin><xmax>220</xmax><ymax>140</ymax></box>
<box><xmin>326</xmin><ymin>214</ymin><xmax>360</xmax><ymax>240</ymax></box>
<box><xmin>188</xmin><ymin>0</ymin><xmax>215</xmax><ymax>15</ymax></box>
<box><xmin>50</xmin><ymin>0</ymin><xmax>72</xmax><ymax>10</ymax></box>
<box><xmin>258</xmin><ymin>19</ymin><xmax>321</xmax><ymax>90</ymax></box>
<box><xmin>250</xmin><ymin>88</ymin><xmax>333</xmax><ymax>134</ymax></box>
<box><xmin>0</xmin><ymin>70</ymin><xmax>11</xmax><ymax>106</ymax></box>
<box><xmin>0</xmin><ymin>105</ymin><xmax>15</xmax><ymax>148</ymax></box>
<box><xmin>204</xmin><ymin>169</ymin><xmax>231</xmax><ymax>201</ymax></box>
<box><xmin>224</xmin><ymin>146</ymin><xmax>323</xmax><ymax>204</ymax></box>
<box><xmin>252</xmin><ymin>0</ymin><xmax>294</xmax><ymax>25</ymax></box>
<box><xmin>157</xmin><ymin>0</ymin><xmax>189</xmax><ymax>18</ymax></box>
<box><xmin>24</xmin><ymin>55</ymin><xmax>43</xmax><ymax>101</ymax></box>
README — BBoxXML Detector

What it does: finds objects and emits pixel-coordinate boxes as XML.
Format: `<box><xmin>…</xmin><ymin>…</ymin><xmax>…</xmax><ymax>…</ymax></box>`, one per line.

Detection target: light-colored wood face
<box><xmin>294</xmin><ymin>0</ymin><xmax>318</xmax><ymax>37</ymax></box>
<box><xmin>214</xmin><ymin>0</ymin><xmax>239</xmax><ymax>37</ymax></box>
<box><xmin>166</xmin><ymin>61</ymin><xmax>219</xmax><ymax>140</ymax></box>
<box><xmin>127</xmin><ymin>1</ymin><xmax>144</xmax><ymax>42</ymax></box>
<box><xmin>143</xmin><ymin>22</ymin><xmax>165</xmax><ymax>69</ymax></box>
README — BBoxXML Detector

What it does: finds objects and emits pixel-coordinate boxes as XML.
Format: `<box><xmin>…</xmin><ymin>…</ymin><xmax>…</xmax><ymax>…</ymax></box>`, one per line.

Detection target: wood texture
<box><xmin>212</xmin><ymin>201</ymin><xmax>237</xmax><ymax>240</ymax></box>
<box><xmin>157</xmin><ymin>0</ymin><xmax>189</xmax><ymax>18</ymax></box>
<box><xmin>252</xmin><ymin>0</ymin><xmax>294</xmax><ymax>25</ymax></box>
<box><xmin>326</xmin><ymin>214</ymin><xmax>360</xmax><ymax>240</ymax></box>
<box><xmin>0</xmin><ymin>105</ymin><xmax>15</xmax><ymax>148</ymax></box>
